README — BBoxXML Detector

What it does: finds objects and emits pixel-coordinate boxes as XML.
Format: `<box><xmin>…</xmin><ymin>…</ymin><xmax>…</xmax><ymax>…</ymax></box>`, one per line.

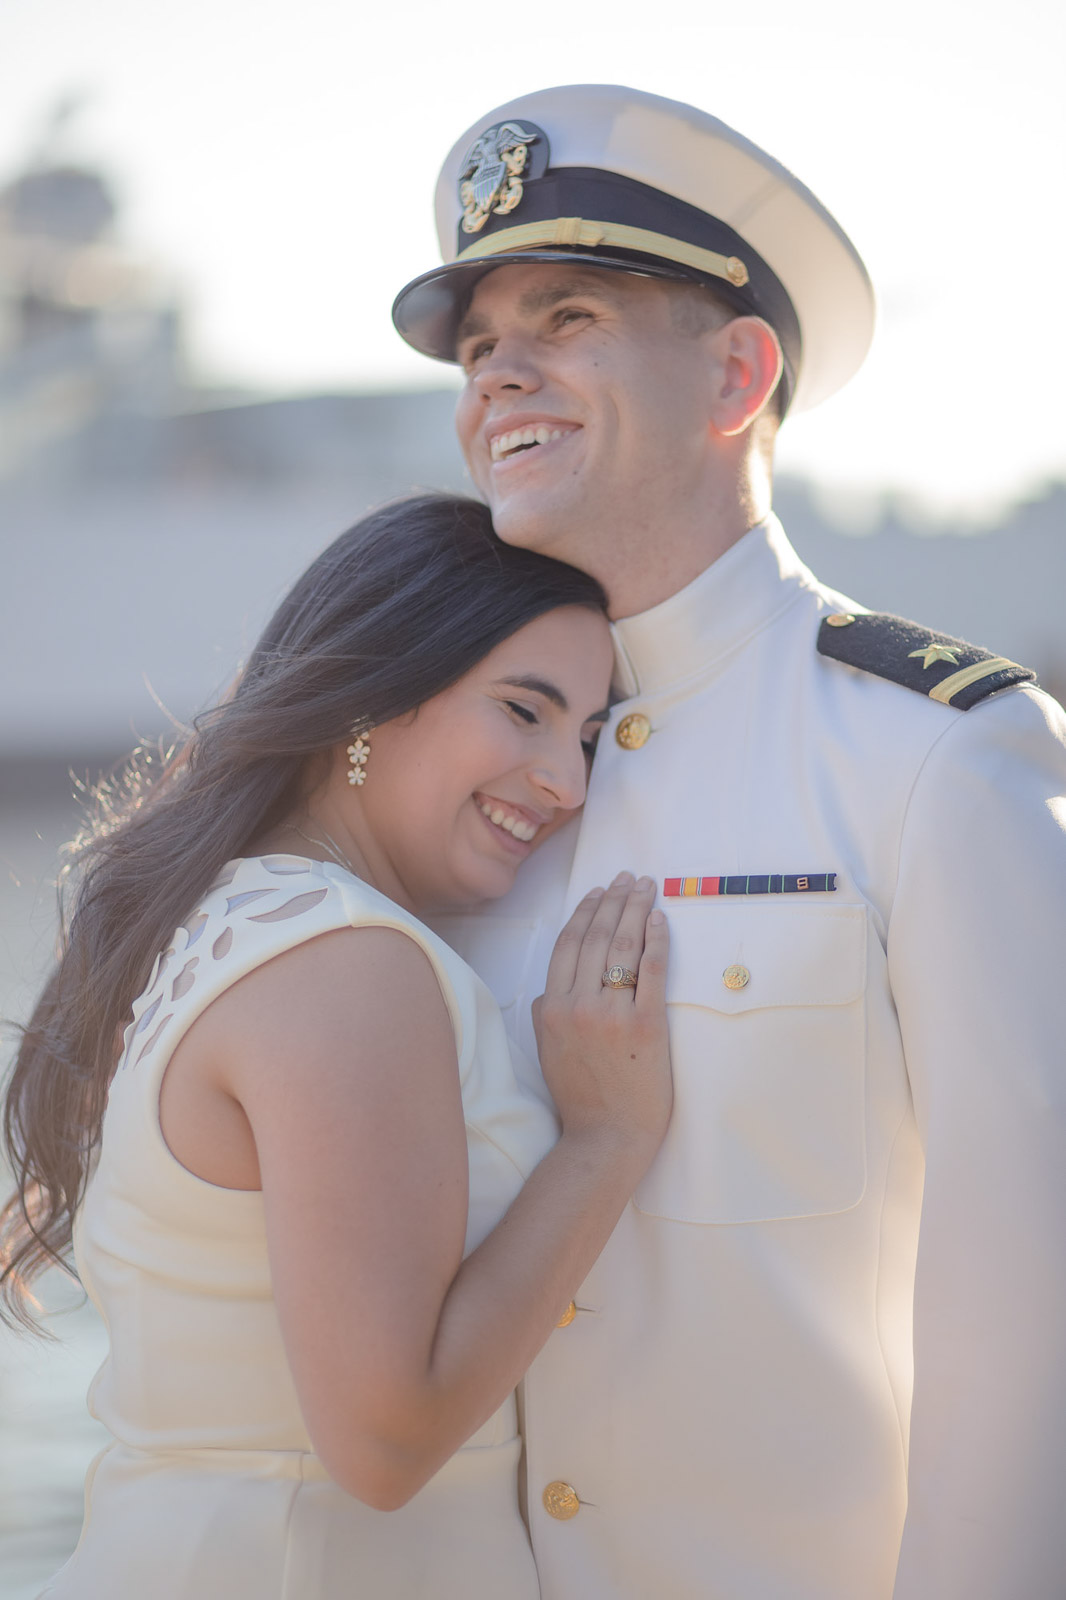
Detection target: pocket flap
<box><xmin>665</xmin><ymin>902</ymin><xmax>867</xmax><ymax>1014</ymax></box>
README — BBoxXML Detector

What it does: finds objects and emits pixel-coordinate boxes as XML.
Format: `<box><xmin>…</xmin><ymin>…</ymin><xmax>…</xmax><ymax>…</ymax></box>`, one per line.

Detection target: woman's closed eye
<box><xmin>504</xmin><ymin>699</ymin><xmax>539</xmax><ymax>725</ymax></box>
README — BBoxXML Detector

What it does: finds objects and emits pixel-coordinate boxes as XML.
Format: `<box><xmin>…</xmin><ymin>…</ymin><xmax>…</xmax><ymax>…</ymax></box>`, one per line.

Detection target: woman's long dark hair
<box><xmin>1</xmin><ymin>493</ymin><xmax>606</xmax><ymax>1329</ymax></box>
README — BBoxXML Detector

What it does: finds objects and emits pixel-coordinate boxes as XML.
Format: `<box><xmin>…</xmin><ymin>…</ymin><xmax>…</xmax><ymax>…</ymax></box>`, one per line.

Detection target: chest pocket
<box><xmin>635</xmin><ymin>903</ymin><xmax>868</xmax><ymax>1225</ymax></box>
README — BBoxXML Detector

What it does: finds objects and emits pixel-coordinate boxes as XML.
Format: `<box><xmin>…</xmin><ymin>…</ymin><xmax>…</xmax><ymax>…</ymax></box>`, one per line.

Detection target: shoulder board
<box><xmin>816</xmin><ymin>611</ymin><xmax>1036</xmax><ymax>710</ymax></box>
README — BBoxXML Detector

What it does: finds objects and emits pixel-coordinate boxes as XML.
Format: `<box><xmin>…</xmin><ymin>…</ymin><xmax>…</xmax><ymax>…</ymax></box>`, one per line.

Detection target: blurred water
<box><xmin>0</xmin><ymin>783</ymin><xmax>110</xmax><ymax>1598</ymax></box>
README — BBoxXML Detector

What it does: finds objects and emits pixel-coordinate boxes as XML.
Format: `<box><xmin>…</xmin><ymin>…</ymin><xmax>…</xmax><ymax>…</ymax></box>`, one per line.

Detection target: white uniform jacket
<box><xmin>434</xmin><ymin>516</ymin><xmax>1066</xmax><ymax>1600</ymax></box>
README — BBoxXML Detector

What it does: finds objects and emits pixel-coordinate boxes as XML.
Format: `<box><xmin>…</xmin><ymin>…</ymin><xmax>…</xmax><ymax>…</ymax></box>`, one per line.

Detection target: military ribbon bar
<box><xmin>663</xmin><ymin>874</ymin><xmax>838</xmax><ymax>897</ymax></box>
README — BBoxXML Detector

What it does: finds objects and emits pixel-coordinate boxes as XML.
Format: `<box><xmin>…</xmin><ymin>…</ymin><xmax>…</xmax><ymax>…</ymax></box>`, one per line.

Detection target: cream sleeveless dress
<box><xmin>42</xmin><ymin>854</ymin><xmax>557</xmax><ymax>1600</ymax></box>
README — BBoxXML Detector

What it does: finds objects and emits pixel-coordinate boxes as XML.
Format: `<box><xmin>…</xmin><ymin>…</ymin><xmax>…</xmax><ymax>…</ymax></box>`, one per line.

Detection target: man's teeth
<box><xmin>478</xmin><ymin>799</ymin><xmax>540</xmax><ymax>842</ymax></box>
<box><xmin>490</xmin><ymin>425</ymin><xmax>567</xmax><ymax>462</ymax></box>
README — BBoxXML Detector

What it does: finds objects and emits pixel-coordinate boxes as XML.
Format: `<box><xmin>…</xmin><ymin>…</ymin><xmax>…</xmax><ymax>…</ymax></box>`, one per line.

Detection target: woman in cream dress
<box><xmin>1</xmin><ymin>495</ymin><xmax>672</xmax><ymax>1600</ymax></box>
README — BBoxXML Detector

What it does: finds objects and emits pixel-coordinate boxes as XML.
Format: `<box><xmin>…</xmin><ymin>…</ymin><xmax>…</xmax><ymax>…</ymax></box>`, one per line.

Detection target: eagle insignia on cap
<box><xmin>459</xmin><ymin>122</ymin><xmax>543</xmax><ymax>234</ymax></box>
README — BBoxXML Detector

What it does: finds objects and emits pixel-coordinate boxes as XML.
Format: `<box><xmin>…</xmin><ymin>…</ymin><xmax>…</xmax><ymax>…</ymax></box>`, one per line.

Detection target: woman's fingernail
<box><xmin>611</xmin><ymin>871</ymin><xmax>634</xmax><ymax>887</ymax></box>
<box><xmin>636</xmin><ymin>875</ymin><xmax>654</xmax><ymax>891</ymax></box>
<box><xmin>586</xmin><ymin>885</ymin><xmax>605</xmax><ymax>898</ymax></box>
<box><xmin>649</xmin><ymin>908</ymin><xmax>665</xmax><ymax>925</ymax></box>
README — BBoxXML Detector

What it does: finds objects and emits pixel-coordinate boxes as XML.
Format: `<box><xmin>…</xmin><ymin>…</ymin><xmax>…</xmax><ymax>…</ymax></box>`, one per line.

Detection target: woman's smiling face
<box><xmin>348</xmin><ymin>605</ymin><xmax>613</xmax><ymax>911</ymax></box>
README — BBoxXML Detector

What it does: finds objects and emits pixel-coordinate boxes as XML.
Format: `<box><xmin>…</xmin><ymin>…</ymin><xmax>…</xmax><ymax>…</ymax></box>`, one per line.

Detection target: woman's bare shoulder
<box><xmin>160</xmin><ymin>921</ymin><xmax>461</xmax><ymax>1188</ymax></box>
<box><xmin>202</xmin><ymin>922</ymin><xmax>453</xmax><ymax>1064</ymax></box>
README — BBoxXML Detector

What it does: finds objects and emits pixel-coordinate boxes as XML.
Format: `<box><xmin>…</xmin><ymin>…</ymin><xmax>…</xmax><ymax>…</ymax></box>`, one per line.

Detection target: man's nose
<box><xmin>476</xmin><ymin>334</ymin><xmax>543</xmax><ymax>398</ymax></box>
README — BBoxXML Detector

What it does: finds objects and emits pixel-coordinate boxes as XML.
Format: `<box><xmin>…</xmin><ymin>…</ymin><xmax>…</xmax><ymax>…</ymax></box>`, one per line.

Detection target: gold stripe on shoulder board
<box><xmin>928</xmin><ymin>656</ymin><xmax>1021</xmax><ymax>706</ymax></box>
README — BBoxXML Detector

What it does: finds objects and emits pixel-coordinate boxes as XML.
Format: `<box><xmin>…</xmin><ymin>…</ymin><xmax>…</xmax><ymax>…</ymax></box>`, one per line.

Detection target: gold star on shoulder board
<box><xmin>909</xmin><ymin>642</ymin><xmax>961</xmax><ymax>669</ymax></box>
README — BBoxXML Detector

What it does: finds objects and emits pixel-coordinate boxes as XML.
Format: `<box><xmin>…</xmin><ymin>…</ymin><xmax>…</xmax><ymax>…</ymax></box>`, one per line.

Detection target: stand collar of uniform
<box><xmin>609</xmin><ymin>514</ymin><xmax>814</xmax><ymax>699</ymax></box>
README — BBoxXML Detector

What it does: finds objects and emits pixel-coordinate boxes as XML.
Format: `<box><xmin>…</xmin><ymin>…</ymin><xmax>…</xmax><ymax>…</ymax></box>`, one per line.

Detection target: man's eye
<box><xmin>463</xmin><ymin>339</ymin><xmax>495</xmax><ymax>366</ymax></box>
<box><xmin>505</xmin><ymin>700</ymin><xmax>537</xmax><ymax>724</ymax></box>
<box><xmin>556</xmin><ymin>307</ymin><xmax>591</xmax><ymax>328</ymax></box>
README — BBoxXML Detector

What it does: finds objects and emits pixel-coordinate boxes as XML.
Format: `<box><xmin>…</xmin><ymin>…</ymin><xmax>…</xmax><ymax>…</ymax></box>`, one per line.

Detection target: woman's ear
<box><xmin>707</xmin><ymin>316</ymin><xmax>784</xmax><ymax>437</ymax></box>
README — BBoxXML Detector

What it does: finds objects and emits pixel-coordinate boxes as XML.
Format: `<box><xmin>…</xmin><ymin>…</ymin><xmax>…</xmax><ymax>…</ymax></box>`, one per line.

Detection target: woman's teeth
<box><xmin>491</xmin><ymin>425</ymin><xmax>567</xmax><ymax>462</ymax></box>
<box><xmin>478</xmin><ymin>799</ymin><xmax>539</xmax><ymax>842</ymax></box>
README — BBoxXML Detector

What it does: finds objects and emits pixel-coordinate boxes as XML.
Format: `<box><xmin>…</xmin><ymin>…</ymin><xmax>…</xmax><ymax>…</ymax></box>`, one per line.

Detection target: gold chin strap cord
<box><xmin>456</xmin><ymin>216</ymin><xmax>750</xmax><ymax>289</ymax></box>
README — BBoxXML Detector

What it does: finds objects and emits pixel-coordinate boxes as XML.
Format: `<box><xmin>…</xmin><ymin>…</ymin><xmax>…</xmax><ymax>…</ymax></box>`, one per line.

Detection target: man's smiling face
<box><xmin>454</xmin><ymin>263</ymin><xmax>721</xmax><ymax>582</ymax></box>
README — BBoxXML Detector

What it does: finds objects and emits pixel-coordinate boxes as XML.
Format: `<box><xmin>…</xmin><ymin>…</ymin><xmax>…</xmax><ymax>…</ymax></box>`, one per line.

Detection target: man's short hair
<box><xmin>667</xmin><ymin>279</ymin><xmax>786</xmax><ymax>426</ymax></box>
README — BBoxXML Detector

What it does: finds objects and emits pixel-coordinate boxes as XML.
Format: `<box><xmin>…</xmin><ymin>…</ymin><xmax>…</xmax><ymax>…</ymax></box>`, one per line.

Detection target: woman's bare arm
<box><xmin>165</xmin><ymin>877</ymin><xmax>670</xmax><ymax>1508</ymax></box>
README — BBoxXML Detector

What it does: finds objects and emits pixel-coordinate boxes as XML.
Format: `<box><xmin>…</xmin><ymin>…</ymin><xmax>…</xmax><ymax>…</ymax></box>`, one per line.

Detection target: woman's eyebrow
<box><xmin>497</xmin><ymin>679</ymin><xmax>612</xmax><ymax>725</ymax></box>
<box><xmin>496</xmin><ymin>674</ymin><xmax>569</xmax><ymax>710</ymax></box>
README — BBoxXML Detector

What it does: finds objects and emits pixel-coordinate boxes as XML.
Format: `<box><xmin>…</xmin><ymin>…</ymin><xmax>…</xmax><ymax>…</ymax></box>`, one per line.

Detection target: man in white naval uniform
<box><xmin>392</xmin><ymin>86</ymin><xmax>1066</xmax><ymax>1598</ymax></box>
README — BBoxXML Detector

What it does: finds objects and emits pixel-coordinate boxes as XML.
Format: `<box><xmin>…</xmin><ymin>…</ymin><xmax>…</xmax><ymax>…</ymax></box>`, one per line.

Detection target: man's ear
<box><xmin>708</xmin><ymin>316</ymin><xmax>784</xmax><ymax>437</ymax></box>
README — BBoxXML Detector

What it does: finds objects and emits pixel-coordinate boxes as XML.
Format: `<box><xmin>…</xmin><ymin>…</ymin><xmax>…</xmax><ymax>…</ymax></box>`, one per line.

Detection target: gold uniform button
<box><xmin>826</xmin><ymin>612</ymin><xmax>856</xmax><ymax>627</ymax></box>
<box><xmin>723</xmin><ymin>964</ymin><xmax>750</xmax><ymax>991</ymax></box>
<box><xmin>556</xmin><ymin>1301</ymin><xmax>577</xmax><ymax>1328</ymax></box>
<box><xmin>615</xmin><ymin>713</ymin><xmax>651</xmax><ymax>750</ymax></box>
<box><xmin>543</xmin><ymin>1481</ymin><xmax>581</xmax><ymax>1520</ymax></box>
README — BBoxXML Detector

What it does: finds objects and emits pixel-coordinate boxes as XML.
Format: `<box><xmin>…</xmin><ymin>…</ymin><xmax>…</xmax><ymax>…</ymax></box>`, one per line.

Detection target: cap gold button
<box><xmin>556</xmin><ymin>1301</ymin><xmax>577</xmax><ymax>1328</ymax></box>
<box><xmin>615</xmin><ymin>713</ymin><xmax>651</xmax><ymax>750</ymax></box>
<box><xmin>543</xmin><ymin>1481</ymin><xmax>581</xmax><ymax>1520</ymax></box>
<box><xmin>723</xmin><ymin>964</ymin><xmax>750</xmax><ymax>991</ymax></box>
<box><xmin>826</xmin><ymin>613</ymin><xmax>856</xmax><ymax>627</ymax></box>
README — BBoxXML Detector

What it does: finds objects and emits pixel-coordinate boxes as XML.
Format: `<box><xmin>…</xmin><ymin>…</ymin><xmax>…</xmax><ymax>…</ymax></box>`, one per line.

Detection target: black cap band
<box><xmin>455</xmin><ymin>166</ymin><xmax>801</xmax><ymax>387</ymax></box>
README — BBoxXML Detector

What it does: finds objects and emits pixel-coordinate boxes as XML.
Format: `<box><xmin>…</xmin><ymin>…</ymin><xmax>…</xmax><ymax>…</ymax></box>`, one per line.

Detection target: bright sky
<box><xmin>3</xmin><ymin>0</ymin><xmax>1063</xmax><ymax>519</ymax></box>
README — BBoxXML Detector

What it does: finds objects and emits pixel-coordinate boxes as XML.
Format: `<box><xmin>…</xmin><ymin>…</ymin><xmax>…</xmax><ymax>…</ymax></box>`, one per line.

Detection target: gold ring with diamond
<box><xmin>601</xmin><ymin>965</ymin><xmax>638</xmax><ymax>990</ymax></box>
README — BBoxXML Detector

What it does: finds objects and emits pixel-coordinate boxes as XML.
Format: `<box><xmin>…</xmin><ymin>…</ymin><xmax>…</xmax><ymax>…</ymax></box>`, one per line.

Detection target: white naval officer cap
<box><xmin>392</xmin><ymin>83</ymin><xmax>875</xmax><ymax>415</ymax></box>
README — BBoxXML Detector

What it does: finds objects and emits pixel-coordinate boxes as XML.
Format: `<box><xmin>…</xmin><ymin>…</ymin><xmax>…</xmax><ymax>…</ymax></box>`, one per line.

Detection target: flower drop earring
<box><xmin>346</xmin><ymin>731</ymin><xmax>371</xmax><ymax>787</ymax></box>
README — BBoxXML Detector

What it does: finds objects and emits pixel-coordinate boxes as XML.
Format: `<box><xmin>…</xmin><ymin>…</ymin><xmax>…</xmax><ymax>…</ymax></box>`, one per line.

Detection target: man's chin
<box><xmin>482</xmin><ymin>494</ymin><xmax>536</xmax><ymax>547</ymax></box>
<box><xmin>487</xmin><ymin>493</ymin><xmax>578</xmax><ymax>560</ymax></box>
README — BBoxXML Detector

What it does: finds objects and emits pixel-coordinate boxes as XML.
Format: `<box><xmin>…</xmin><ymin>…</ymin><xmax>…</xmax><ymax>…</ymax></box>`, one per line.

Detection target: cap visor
<box><xmin>392</xmin><ymin>249</ymin><xmax>694</xmax><ymax>362</ymax></box>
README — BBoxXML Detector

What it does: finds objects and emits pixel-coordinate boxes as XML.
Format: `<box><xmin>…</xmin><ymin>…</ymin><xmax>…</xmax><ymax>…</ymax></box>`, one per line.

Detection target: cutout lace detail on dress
<box><xmin>135</xmin><ymin>1014</ymin><xmax>174</xmax><ymax>1065</ymax></box>
<box><xmin>123</xmin><ymin>859</ymin><xmax>373</xmax><ymax>1076</ymax></box>
<box><xmin>171</xmin><ymin>959</ymin><xmax>200</xmax><ymax>1001</ymax></box>
<box><xmin>134</xmin><ymin>993</ymin><xmax>163</xmax><ymax>1036</ymax></box>
<box><xmin>248</xmin><ymin>889</ymin><xmax>329</xmax><ymax>922</ymax></box>
<box><xmin>226</xmin><ymin>889</ymin><xmax>276</xmax><ymax>913</ymax></box>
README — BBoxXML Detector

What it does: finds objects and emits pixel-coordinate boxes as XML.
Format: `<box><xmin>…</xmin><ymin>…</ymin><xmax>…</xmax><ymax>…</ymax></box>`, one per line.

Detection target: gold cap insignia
<box><xmin>459</xmin><ymin>122</ymin><xmax>543</xmax><ymax>235</ymax></box>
